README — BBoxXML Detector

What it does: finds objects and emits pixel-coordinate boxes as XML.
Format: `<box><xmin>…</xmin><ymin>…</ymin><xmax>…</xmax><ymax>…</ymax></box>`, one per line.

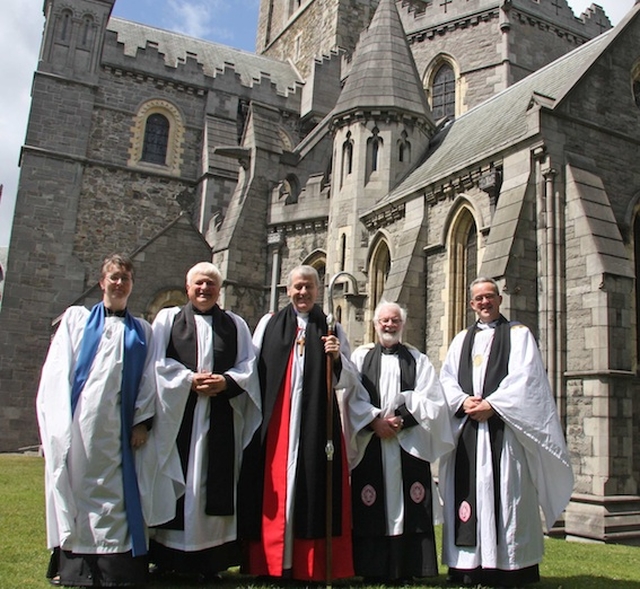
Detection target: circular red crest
<box><xmin>361</xmin><ymin>484</ymin><xmax>377</xmax><ymax>507</ymax></box>
<box><xmin>410</xmin><ymin>482</ymin><xmax>426</xmax><ymax>504</ymax></box>
<box><xmin>458</xmin><ymin>500</ymin><xmax>472</xmax><ymax>523</ymax></box>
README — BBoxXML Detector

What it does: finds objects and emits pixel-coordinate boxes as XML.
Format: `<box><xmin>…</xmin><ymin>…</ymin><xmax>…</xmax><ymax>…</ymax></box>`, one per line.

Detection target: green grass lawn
<box><xmin>1</xmin><ymin>454</ymin><xmax>639</xmax><ymax>589</ymax></box>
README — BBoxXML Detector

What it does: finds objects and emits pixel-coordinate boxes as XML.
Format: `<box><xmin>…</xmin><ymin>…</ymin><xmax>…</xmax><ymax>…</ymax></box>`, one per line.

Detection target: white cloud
<box><xmin>165</xmin><ymin>0</ymin><xmax>232</xmax><ymax>41</ymax></box>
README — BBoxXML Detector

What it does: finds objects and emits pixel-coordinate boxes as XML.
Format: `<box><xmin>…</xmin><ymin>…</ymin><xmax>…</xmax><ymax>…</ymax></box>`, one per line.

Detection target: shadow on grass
<box><xmin>144</xmin><ymin>572</ymin><xmax>640</xmax><ymax>589</ymax></box>
<box><xmin>538</xmin><ymin>577</ymin><xmax>640</xmax><ymax>589</ymax></box>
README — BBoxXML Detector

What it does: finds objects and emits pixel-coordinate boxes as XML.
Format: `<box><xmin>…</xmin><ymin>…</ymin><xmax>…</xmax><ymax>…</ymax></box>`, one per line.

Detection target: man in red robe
<box><xmin>239</xmin><ymin>265</ymin><xmax>359</xmax><ymax>581</ymax></box>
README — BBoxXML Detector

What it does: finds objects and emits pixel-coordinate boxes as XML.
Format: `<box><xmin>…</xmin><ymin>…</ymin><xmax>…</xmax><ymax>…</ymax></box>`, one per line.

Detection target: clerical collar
<box><xmin>477</xmin><ymin>319</ymin><xmax>499</xmax><ymax>330</ymax></box>
<box><xmin>381</xmin><ymin>343</ymin><xmax>399</xmax><ymax>355</ymax></box>
<box><xmin>105</xmin><ymin>307</ymin><xmax>126</xmax><ymax>318</ymax></box>
<box><xmin>193</xmin><ymin>305</ymin><xmax>215</xmax><ymax>316</ymax></box>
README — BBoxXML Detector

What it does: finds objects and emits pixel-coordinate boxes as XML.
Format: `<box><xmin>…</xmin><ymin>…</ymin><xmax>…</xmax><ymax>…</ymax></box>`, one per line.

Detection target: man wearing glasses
<box><xmin>439</xmin><ymin>277</ymin><xmax>573</xmax><ymax>588</ymax></box>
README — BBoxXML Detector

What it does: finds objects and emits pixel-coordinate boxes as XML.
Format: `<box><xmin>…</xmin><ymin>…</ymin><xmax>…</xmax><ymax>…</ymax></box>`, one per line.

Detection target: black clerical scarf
<box><xmin>454</xmin><ymin>315</ymin><xmax>510</xmax><ymax>547</ymax></box>
<box><xmin>257</xmin><ymin>303</ymin><xmax>344</xmax><ymax>539</ymax></box>
<box><xmin>162</xmin><ymin>302</ymin><xmax>238</xmax><ymax>528</ymax></box>
<box><xmin>351</xmin><ymin>343</ymin><xmax>433</xmax><ymax>536</ymax></box>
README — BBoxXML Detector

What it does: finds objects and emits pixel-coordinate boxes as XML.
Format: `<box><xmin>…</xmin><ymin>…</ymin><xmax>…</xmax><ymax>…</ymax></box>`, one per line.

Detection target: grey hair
<box><xmin>373</xmin><ymin>300</ymin><xmax>407</xmax><ymax>324</ymax></box>
<box><xmin>469</xmin><ymin>276</ymin><xmax>499</xmax><ymax>298</ymax></box>
<box><xmin>287</xmin><ymin>265</ymin><xmax>320</xmax><ymax>287</ymax></box>
<box><xmin>186</xmin><ymin>262</ymin><xmax>222</xmax><ymax>286</ymax></box>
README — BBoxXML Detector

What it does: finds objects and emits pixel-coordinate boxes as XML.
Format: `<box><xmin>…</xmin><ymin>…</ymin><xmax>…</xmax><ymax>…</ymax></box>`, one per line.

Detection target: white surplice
<box><xmin>149</xmin><ymin>307</ymin><xmax>261</xmax><ymax>552</ymax></box>
<box><xmin>349</xmin><ymin>343</ymin><xmax>455</xmax><ymax>535</ymax></box>
<box><xmin>36</xmin><ymin>306</ymin><xmax>156</xmax><ymax>554</ymax></box>
<box><xmin>439</xmin><ymin>322</ymin><xmax>574</xmax><ymax>571</ymax></box>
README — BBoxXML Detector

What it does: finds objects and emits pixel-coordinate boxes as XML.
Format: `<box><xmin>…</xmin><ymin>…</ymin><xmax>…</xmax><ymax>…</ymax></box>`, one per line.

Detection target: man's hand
<box><xmin>370</xmin><ymin>415</ymin><xmax>403</xmax><ymax>439</ymax></box>
<box><xmin>322</xmin><ymin>334</ymin><xmax>341</xmax><ymax>360</ymax></box>
<box><xmin>464</xmin><ymin>396</ymin><xmax>495</xmax><ymax>422</ymax></box>
<box><xmin>191</xmin><ymin>372</ymin><xmax>228</xmax><ymax>396</ymax></box>
<box><xmin>131</xmin><ymin>423</ymin><xmax>148</xmax><ymax>449</ymax></box>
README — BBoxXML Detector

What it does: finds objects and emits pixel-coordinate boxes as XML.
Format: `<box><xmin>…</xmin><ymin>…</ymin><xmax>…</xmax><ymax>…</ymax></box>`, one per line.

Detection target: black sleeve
<box><xmin>220</xmin><ymin>375</ymin><xmax>244</xmax><ymax>399</ymax></box>
<box><xmin>394</xmin><ymin>403</ymin><xmax>419</xmax><ymax>429</ymax></box>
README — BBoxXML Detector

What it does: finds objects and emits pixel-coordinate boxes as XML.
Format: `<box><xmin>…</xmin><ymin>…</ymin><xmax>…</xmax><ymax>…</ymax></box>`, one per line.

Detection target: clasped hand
<box><xmin>463</xmin><ymin>396</ymin><xmax>495</xmax><ymax>422</ymax></box>
<box><xmin>191</xmin><ymin>372</ymin><xmax>227</xmax><ymax>396</ymax></box>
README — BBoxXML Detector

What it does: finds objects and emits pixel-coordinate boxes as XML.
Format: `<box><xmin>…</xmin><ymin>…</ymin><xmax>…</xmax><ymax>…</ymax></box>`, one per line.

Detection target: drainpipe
<box><xmin>268</xmin><ymin>232</ymin><xmax>284</xmax><ymax>312</ymax></box>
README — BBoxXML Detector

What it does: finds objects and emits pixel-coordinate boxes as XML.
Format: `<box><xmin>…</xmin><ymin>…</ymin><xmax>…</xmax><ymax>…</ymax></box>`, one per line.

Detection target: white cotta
<box><xmin>439</xmin><ymin>322</ymin><xmax>574</xmax><ymax>571</ymax></box>
<box><xmin>147</xmin><ymin>307</ymin><xmax>261</xmax><ymax>552</ymax></box>
<box><xmin>36</xmin><ymin>306</ymin><xmax>156</xmax><ymax>553</ymax></box>
<box><xmin>347</xmin><ymin>344</ymin><xmax>455</xmax><ymax>534</ymax></box>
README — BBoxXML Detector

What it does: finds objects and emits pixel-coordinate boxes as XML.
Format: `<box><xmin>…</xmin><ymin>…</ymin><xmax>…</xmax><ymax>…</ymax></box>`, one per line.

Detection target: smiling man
<box><xmin>149</xmin><ymin>261</ymin><xmax>261</xmax><ymax>583</ymax></box>
<box><xmin>348</xmin><ymin>301</ymin><xmax>454</xmax><ymax>584</ymax></box>
<box><xmin>36</xmin><ymin>254</ymin><xmax>156</xmax><ymax>587</ymax></box>
<box><xmin>240</xmin><ymin>265</ymin><xmax>360</xmax><ymax>582</ymax></box>
<box><xmin>439</xmin><ymin>277</ymin><xmax>573</xmax><ymax>588</ymax></box>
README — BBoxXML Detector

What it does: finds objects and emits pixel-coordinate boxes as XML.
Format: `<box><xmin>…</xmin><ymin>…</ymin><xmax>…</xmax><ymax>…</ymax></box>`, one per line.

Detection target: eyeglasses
<box><xmin>472</xmin><ymin>293</ymin><xmax>496</xmax><ymax>303</ymax></box>
<box><xmin>105</xmin><ymin>273</ymin><xmax>132</xmax><ymax>284</ymax></box>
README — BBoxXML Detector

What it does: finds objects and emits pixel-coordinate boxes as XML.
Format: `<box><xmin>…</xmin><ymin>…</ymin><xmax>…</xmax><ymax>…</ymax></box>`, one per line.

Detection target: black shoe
<box><xmin>196</xmin><ymin>572</ymin><xmax>223</xmax><ymax>584</ymax></box>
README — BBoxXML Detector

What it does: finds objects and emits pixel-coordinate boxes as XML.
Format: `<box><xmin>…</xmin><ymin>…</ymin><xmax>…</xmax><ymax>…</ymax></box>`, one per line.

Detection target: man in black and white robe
<box><xmin>439</xmin><ymin>277</ymin><xmax>573</xmax><ymax>588</ymax></box>
<box><xmin>349</xmin><ymin>301</ymin><xmax>454</xmax><ymax>583</ymax></box>
<box><xmin>149</xmin><ymin>262</ymin><xmax>260</xmax><ymax>582</ymax></box>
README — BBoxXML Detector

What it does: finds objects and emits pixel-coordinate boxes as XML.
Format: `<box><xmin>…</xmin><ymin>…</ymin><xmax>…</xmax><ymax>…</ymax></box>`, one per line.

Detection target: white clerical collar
<box><xmin>477</xmin><ymin>319</ymin><xmax>499</xmax><ymax>330</ymax></box>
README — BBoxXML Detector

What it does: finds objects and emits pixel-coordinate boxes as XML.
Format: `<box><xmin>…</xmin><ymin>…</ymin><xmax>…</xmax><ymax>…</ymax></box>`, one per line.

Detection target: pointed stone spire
<box><xmin>333</xmin><ymin>0</ymin><xmax>433</xmax><ymax>130</ymax></box>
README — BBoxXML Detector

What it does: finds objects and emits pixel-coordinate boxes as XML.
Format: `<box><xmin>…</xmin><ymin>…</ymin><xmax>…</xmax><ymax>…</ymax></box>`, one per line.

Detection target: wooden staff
<box><xmin>324</xmin><ymin>271</ymin><xmax>359</xmax><ymax>588</ymax></box>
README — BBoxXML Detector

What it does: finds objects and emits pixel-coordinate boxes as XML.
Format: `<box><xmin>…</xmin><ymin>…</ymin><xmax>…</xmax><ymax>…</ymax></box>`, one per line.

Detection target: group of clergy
<box><xmin>36</xmin><ymin>255</ymin><xmax>573</xmax><ymax>588</ymax></box>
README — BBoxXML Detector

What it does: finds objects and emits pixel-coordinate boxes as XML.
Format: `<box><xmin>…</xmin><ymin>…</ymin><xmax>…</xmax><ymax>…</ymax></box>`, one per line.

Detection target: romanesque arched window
<box><xmin>57</xmin><ymin>9</ymin><xmax>73</xmax><ymax>44</ymax></box>
<box><xmin>280</xmin><ymin>174</ymin><xmax>300</xmax><ymax>204</ymax></box>
<box><xmin>79</xmin><ymin>14</ymin><xmax>95</xmax><ymax>49</ymax></box>
<box><xmin>129</xmin><ymin>100</ymin><xmax>185</xmax><ymax>175</ymax></box>
<box><xmin>141</xmin><ymin>114</ymin><xmax>170</xmax><ymax>165</ymax></box>
<box><xmin>448</xmin><ymin>205</ymin><xmax>478</xmax><ymax>337</ymax></box>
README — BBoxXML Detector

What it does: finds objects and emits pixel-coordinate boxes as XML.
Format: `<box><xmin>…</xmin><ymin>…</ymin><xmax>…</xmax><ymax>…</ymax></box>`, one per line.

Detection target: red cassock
<box><xmin>247</xmin><ymin>351</ymin><xmax>354</xmax><ymax>581</ymax></box>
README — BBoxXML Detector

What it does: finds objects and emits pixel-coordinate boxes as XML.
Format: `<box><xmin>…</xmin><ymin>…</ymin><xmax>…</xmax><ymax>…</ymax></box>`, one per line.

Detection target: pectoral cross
<box><xmin>297</xmin><ymin>329</ymin><xmax>305</xmax><ymax>356</ymax></box>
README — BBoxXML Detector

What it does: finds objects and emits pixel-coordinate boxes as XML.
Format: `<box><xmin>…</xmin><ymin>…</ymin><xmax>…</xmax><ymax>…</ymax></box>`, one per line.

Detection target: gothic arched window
<box><xmin>634</xmin><ymin>214</ymin><xmax>640</xmax><ymax>370</ymax></box>
<box><xmin>368</xmin><ymin>237</ymin><xmax>391</xmax><ymax>341</ymax></box>
<box><xmin>448</xmin><ymin>206</ymin><xmax>478</xmax><ymax>337</ymax></box>
<box><xmin>341</xmin><ymin>133</ymin><xmax>354</xmax><ymax>187</ymax></box>
<box><xmin>366</xmin><ymin>128</ymin><xmax>382</xmax><ymax>184</ymax></box>
<box><xmin>398</xmin><ymin>131</ymin><xmax>411</xmax><ymax>164</ymax></box>
<box><xmin>432</xmin><ymin>63</ymin><xmax>456</xmax><ymax>120</ymax></box>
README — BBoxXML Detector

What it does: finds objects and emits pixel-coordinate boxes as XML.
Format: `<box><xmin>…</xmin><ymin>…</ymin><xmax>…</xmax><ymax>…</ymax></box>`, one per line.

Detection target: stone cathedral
<box><xmin>1</xmin><ymin>0</ymin><xmax>639</xmax><ymax>543</ymax></box>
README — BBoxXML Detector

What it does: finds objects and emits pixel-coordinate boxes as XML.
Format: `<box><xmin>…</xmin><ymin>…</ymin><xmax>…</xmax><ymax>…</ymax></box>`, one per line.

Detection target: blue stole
<box><xmin>70</xmin><ymin>302</ymin><xmax>148</xmax><ymax>557</ymax></box>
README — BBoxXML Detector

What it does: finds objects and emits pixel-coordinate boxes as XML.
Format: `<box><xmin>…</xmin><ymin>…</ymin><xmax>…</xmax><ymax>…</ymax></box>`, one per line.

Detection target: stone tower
<box><xmin>256</xmin><ymin>0</ymin><xmax>381</xmax><ymax>78</ymax></box>
<box><xmin>0</xmin><ymin>0</ymin><xmax>117</xmax><ymax>450</ymax></box>
<box><xmin>326</xmin><ymin>0</ymin><xmax>435</xmax><ymax>345</ymax></box>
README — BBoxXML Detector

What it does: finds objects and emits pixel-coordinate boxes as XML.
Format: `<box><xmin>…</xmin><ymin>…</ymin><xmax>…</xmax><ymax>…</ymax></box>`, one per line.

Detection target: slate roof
<box><xmin>366</xmin><ymin>23</ymin><xmax>617</xmax><ymax>214</ymax></box>
<box><xmin>107</xmin><ymin>17</ymin><xmax>303</xmax><ymax>95</ymax></box>
<box><xmin>333</xmin><ymin>0</ymin><xmax>432</xmax><ymax>122</ymax></box>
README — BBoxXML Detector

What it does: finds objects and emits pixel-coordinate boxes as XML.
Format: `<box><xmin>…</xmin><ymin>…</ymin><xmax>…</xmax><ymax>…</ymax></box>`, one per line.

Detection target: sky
<box><xmin>0</xmin><ymin>0</ymin><xmax>635</xmax><ymax>247</ymax></box>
